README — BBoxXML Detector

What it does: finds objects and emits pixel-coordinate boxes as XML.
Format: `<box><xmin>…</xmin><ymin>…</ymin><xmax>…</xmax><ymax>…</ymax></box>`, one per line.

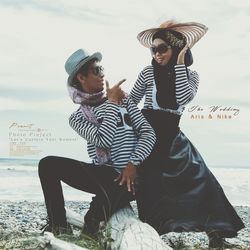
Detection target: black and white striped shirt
<box><xmin>69</xmin><ymin>98</ymin><xmax>156</xmax><ymax>171</ymax></box>
<box><xmin>130</xmin><ymin>64</ymin><xmax>199</xmax><ymax>115</ymax></box>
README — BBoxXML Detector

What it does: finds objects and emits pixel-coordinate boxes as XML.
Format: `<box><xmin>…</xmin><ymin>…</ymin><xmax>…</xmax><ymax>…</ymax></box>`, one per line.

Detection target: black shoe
<box><xmin>40</xmin><ymin>220</ymin><xmax>72</xmax><ymax>235</ymax></box>
<box><xmin>82</xmin><ymin>217</ymin><xmax>100</xmax><ymax>239</ymax></box>
<box><xmin>82</xmin><ymin>211</ymin><xmax>101</xmax><ymax>239</ymax></box>
<box><xmin>54</xmin><ymin>223</ymin><xmax>73</xmax><ymax>235</ymax></box>
<box><xmin>40</xmin><ymin>222</ymin><xmax>52</xmax><ymax>234</ymax></box>
<box><xmin>209</xmin><ymin>237</ymin><xmax>237</xmax><ymax>249</ymax></box>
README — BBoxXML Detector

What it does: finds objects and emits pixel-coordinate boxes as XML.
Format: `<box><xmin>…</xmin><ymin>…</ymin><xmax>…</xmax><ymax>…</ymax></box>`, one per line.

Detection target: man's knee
<box><xmin>38</xmin><ymin>156</ymin><xmax>57</xmax><ymax>177</ymax></box>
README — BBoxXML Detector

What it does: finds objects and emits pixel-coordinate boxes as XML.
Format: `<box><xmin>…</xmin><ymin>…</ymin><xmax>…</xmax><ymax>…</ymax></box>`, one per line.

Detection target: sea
<box><xmin>0</xmin><ymin>158</ymin><xmax>249</xmax><ymax>206</ymax></box>
<box><xmin>0</xmin><ymin>158</ymin><xmax>93</xmax><ymax>202</ymax></box>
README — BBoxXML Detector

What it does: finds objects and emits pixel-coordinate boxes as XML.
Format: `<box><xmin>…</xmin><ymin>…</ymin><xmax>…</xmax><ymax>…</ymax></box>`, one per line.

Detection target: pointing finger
<box><xmin>116</xmin><ymin>79</ymin><xmax>126</xmax><ymax>87</ymax></box>
<box><xmin>105</xmin><ymin>80</ymin><xmax>110</xmax><ymax>90</ymax></box>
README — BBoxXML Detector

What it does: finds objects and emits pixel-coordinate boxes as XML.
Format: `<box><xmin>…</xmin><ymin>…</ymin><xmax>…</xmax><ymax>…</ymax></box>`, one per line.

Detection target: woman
<box><xmin>130</xmin><ymin>20</ymin><xmax>244</xmax><ymax>248</ymax></box>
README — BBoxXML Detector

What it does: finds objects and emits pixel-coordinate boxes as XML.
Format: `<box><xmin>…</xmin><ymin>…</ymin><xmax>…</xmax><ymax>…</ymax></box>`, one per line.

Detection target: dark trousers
<box><xmin>38</xmin><ymin>156</ymin><xmax>134</xmax><ymax>227</ymax></box>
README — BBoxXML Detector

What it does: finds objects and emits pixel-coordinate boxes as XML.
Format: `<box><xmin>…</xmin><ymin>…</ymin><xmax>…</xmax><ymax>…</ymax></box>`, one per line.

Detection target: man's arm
<box><xmin>69</xmin><ymin>79</ymin><xmax>126</xmax><ymax>149</ymax></box>
<box><xmin>69</xmin><ymin>102</ymin><xmax>119</xmax><ymax>149</ymax></box>
<box><xmin>127</xmin><ymin>98</ymin><xmax>156</xmax><ymax>165</ymax></box>
<box><xmin>116</xmin><ymin>97</ymin><xmax>156</xmax><ymax>194</ymax></box>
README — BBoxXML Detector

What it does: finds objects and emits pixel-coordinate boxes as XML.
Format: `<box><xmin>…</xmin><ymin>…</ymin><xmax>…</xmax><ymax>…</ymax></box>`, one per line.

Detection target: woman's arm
<box><xmin>129</xmin><ymin>69</ymin><xmax>147</xmax><ymax>105</ymax></box>
<box><xmin>175</xmin><ymin>64</ymin><xmax>199</xmax><ymax>106</ymax></box>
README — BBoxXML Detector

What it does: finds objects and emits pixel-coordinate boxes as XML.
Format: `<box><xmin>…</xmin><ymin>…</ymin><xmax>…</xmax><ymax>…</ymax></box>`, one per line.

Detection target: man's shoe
<box><xmin>54</xmin><ymin>223</ymin><xmax>73</xmax><ymax>235</ymax></box>
<box><xmin>209</xmin><ymin>237</ymin><xmax>237</xmax><ymax>249</ymax></box>
<box><xmin>40</xmin><ymin>222</ymin><xmax>52</xmax><ymax>234</ymax></box>
<box><xmin>40</xmin><ymin>220</ymin><xmax>72</xmax><ymax>235</ymax></box>
<box><xmin>82</xmin><ymin>217</ymin><xmax>100</xmax><ymax>239</ymax></box>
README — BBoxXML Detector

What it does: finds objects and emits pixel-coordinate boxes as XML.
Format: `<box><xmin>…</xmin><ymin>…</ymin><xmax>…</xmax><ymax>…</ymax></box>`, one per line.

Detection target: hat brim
<box><xmin>67</xmin><ymin>52</ymin><xmax>102</xmax><ymax>86</ymax></box>
<box><xmin>137</xmin><ymin>22</ymin><xmax>208</xmax><ymax>49</ymax></box>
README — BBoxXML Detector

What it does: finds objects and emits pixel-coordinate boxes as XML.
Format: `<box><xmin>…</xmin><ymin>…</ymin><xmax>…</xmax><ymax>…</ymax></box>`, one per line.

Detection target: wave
<box><xmin>0</xmin><ymin>158</ymin><xmax>39</xmax><ymax>171</ymax></box>
<box><xmin>0</xmin><ymin>158</ymin><xmax>39</xmax><ymax>165</ymax></box>
<box><xmin>0</xmin><ymin>159</ymin><xmax>249</xmax><ymax>205</ymax></box>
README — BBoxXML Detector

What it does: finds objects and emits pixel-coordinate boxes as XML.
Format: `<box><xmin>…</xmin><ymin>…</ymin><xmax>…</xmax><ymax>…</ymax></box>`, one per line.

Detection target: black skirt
<box><xmin>137</xmin><ymin>109</ymin><xmax>245</xmax><ymax>237</ymax></box>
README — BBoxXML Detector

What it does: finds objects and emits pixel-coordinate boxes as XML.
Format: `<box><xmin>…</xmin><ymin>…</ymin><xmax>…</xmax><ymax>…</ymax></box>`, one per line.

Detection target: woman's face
<box><xmin>151</xmin><ymin>38</ymin><xmax>173</xmax><ymax>66</ymax></box>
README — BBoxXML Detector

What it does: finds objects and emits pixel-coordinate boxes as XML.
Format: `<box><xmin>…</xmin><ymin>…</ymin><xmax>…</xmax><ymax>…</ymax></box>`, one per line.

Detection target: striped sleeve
<box><xmin>126</xmin><ymin>98</ymin><xmax>156</xmax><ymax>165</ymax></box>
<box><xmin>175</xmin><ymin>64</ymin><xmax>199</xmax><ymax>106</ymax></box>
<box><xmin>69</xmin><ymin>102</ymin><xmax>119</xmax><ymax>149</ymax></box>
<box><xmin>129</xmin><ymin>69</ymin><xmax>146</xmax><ymax>105</ymax></box>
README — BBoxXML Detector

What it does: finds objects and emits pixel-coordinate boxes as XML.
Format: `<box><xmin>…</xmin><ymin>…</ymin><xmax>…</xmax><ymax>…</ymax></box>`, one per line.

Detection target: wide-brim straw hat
<box><xmin>137</xmin><ymin>20</ymin><xmax>208</xmax><ymax>49</ymax></box>
<box><xmin>65</xmin><ymin>49</ymin><xmax>102</xmax><ymax>86</ymax></box>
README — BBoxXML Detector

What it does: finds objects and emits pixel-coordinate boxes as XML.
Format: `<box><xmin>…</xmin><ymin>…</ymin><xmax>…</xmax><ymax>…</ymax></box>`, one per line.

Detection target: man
<box><xmin>38</xmin><ymin>49</ymin><xmax>156</xmax><ymax>237</ymax></box>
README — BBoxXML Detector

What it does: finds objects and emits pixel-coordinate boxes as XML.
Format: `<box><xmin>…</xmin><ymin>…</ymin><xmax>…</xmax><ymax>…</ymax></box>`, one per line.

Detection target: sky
<box><xmin>0</xmin><ymin>0</ymin><xmax>250</xmax><ymax>167</ymax></box>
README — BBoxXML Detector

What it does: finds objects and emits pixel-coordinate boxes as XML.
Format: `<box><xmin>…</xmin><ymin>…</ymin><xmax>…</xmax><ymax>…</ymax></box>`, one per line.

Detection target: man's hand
<box><xmin>106</xmin><ymin>79</ymin><xmax>126</xmax><ymax>105</ymax></box>
<box><xmin>114</xmin><ymin>162</ymin><xmax>137</xmax><ymax>195</ymax></box>
<box><xmin>177</xmin><ymin>44</ymin><xmax>189</xmax><ymax>65</ymax></box>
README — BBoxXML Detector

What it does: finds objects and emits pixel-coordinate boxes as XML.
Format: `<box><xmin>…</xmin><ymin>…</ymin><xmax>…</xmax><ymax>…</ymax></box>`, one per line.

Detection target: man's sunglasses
<box><xmin>90</xmin><ymin>65</ymin><xmax>104</xmax><ymax>76</ymax></box>
<box><xmin>150</xmin><ymin>44</ymin><xmax>172</xmax><ymax>55</ymax></box>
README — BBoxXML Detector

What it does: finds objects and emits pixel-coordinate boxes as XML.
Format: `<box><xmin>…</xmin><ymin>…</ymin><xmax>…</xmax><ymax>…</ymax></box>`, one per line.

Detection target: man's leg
<box><xmin>38</xmin><ymin>156</ymin><xmax>133</xmax><ymax>232</ymax></box>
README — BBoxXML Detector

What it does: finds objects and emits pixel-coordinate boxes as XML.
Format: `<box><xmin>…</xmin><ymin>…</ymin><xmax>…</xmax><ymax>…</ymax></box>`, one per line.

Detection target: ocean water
<box><xmin>0</xmin><ymin>158</ymin><xmax>249</xmax><ymax>206</ymax></box>
<box><xmin>0</xmin><ymin>158</ymin><xmax>93</xmax><ymax>202</ymax></box>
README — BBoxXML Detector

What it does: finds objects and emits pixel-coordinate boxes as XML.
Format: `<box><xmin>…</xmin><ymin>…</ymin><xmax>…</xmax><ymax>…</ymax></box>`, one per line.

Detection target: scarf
<box><xmin>68</xmin><ymin>85</ymin><xmax>111</xmax><ymax>165</ymax></box>
<box><xmin>152</xmin><ymin>58</ymin><xmax>178</xmax><ymax>110</ymax></box>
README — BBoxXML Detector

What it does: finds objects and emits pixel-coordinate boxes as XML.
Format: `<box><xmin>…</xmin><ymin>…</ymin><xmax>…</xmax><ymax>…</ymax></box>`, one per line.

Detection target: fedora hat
<box><xmin>137</xmin><ymin>20</ymin><xmax>208</xmax><ymax>49</ymax></box>
<box><xmin>65</xmin><ymin>49</ymin><xmax>102</xmax><ymax>86</ymax></box>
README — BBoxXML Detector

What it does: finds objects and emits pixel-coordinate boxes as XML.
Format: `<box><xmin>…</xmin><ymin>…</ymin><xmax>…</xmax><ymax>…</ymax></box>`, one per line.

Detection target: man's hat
<box><xmin>65</xmin><ymin>49</ymin><xmax>102</xmax><ymax>86</ymax></box>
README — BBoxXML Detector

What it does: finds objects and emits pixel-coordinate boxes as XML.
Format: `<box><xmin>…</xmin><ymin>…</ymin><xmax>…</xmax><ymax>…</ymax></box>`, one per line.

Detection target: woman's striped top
<box><xmin>130</xmin><ymin>64</ymin><xmax>199</xmax><ymax>115</ymax></box>
<box><xmin>69</xmin><ymin>98</ymin><xmax>156</xmax><ymax>171</ymax></box>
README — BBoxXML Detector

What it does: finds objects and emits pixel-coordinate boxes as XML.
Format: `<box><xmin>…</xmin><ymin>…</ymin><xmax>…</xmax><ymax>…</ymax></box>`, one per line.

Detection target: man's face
<box><xmin>78</xmin><ymin>61</ymin><xmax>105</xmax><ymax>94</ymax></box>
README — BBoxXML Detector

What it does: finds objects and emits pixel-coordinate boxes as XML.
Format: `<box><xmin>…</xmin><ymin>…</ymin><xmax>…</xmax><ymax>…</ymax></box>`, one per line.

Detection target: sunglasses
<box><xmin>150</xmin><ymin>44</ymin><xmax>172</xmax><ymax>55</ymax></box>
<box><xmin>90</xmin><ymin>65</ymin><xmax>104</xmax><ymax>76</ymax></box>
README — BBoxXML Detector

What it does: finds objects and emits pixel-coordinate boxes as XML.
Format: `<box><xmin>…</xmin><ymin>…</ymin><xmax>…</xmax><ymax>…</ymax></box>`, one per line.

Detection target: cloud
<box><xmin>0</xmin><ymin>96</ymin><xmax>75</xmax><ymax>114</ymax></box>
<box><xmin>0</xmin><ymin>0</ymin><xmax>249</xmax><ymax>165</ymax></box>
<box><xmin>0</xmin><ymin>0</ymin><xmax>112</xmax><ymax>22</ymax></box>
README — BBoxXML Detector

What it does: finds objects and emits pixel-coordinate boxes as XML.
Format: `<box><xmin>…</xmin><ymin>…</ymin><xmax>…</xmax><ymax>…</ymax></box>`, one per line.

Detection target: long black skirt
<box><xmin>137</xmin><ymin>109</ymin><xmax>245</xmax><ymax>237</ymax></box>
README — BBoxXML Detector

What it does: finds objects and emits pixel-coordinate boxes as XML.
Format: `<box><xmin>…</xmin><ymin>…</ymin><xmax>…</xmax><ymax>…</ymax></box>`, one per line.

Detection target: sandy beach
<box><xmin>1</xmin><ymin>160</ymin><xmax>250</xmax><ymax>249</ymax></box>
<box><xmin>0</xmin><ymin>200</ymin><xmax>249</xmax><ymax>249</ymax></box>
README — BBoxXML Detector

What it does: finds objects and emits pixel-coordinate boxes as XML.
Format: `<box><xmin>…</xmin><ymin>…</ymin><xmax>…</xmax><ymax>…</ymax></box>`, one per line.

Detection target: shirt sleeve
<box><xmin>129</xmin><ymin>69</ymin><xmax>146</xmax><ymax>105</ymax></box>
<box><xmin>69</xmin><ymin>102</ymin><xmax>119</xmax><ymax>149</ymax></box>
<box><xmin>175</xmin><ymin>64</ymin><xmax>199</xmax><ymax>106</ymax></box>
<box><xmin>125</xmin><ymin>98</ymin><xmax>156</xmax><ymax>166</ymax></box>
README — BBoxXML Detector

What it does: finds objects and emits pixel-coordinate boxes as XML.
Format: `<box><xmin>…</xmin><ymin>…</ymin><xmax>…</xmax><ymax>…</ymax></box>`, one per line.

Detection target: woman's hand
<box><xmin>177</xmin><ymin>44</ymin><xmax>189</xmax><ymax>65</ymax></box>
<box><xmin>114</xmin><ymin>162</ymin><xmax>137</xmax><ymax>195</ymax></box>
<box><xmin>106</xmin><ymin>79</ymin><xmax>126</xmax><ymax>105</ymax></box>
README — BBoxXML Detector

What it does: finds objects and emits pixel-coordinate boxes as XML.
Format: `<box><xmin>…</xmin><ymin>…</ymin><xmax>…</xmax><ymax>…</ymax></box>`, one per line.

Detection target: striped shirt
<box><xmin>130</xmin><ymin>64</ymin><xmax>199</xmax><ymax>115</ymax></box>
<box><xmin>69</xmin><ymin>98</ymin><xmax>156</xmax><ymax>171</ymax></box>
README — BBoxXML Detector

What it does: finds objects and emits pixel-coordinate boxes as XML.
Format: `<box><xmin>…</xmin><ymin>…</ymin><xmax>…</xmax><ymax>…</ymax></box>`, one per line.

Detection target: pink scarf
<box><xmin>68</xmin><ymin>85</ymin><xmax>111</xmax><ymax>165</ymax></box>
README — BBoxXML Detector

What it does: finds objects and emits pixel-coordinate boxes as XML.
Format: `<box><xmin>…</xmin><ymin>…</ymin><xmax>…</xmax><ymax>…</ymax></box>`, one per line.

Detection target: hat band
<box><xmin>69</xmin><ymin>56</ymin><xmax>90</xmax><ymax>76</ymax></box>
<box><xmin>165</xmin><ymin>31</ymin><xmax>185</xmax><ymax>48</ymax></box>
<box><xmin>76</xmin><ymin>56</ymin><xmax>90</xmax><ymax>69</ymax></box>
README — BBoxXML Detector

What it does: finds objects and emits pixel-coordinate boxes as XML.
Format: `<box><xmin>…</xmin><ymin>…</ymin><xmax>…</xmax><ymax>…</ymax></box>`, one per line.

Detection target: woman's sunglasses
<box><xmin>90</xmin><ymin>65</ymin><xmax>104</xmax><ymax>76</ymax></box>
<box><xmin>150</xmin><ymin>44</ymin><xmax>172</xmax><ymax>55</ymax></box>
